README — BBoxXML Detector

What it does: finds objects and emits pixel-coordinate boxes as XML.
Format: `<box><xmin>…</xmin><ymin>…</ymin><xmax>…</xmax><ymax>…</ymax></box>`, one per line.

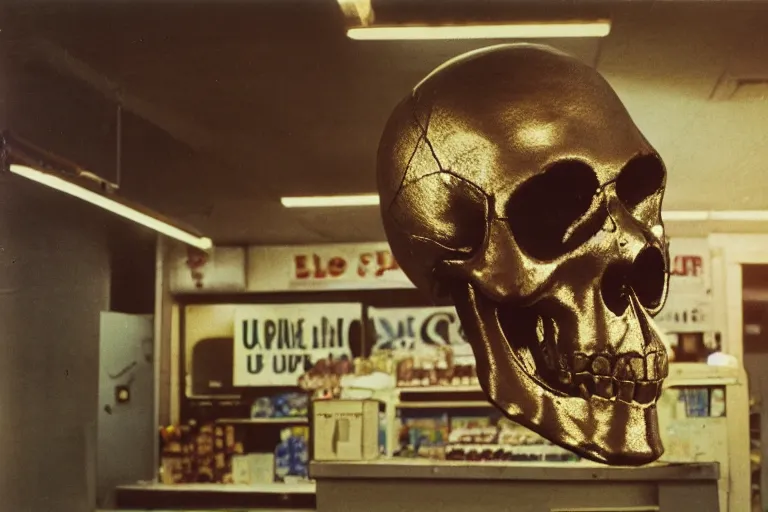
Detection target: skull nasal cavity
<box><xmin>601</xmin><ymin>246</ymin><xmax>667</xmax><ymax>316</ymax></box>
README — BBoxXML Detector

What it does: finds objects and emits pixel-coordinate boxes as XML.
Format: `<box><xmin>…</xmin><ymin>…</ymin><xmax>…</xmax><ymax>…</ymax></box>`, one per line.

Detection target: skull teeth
<box><xmin>530</xmin><ymin>350</ymin><xmax>668</xmax><ymax>405</ymax></box>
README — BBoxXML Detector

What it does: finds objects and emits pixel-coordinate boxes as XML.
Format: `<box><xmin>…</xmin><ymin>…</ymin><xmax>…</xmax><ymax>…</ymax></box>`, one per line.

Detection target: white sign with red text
<box><xmin>168</xmin><ymin>244</ymin><xmax>246</xmax><ymax>293</ymax></box>
<box><xmin>662</xmin><ymin>238</ymin><xmax>712</xmax><ymax>333</ymax></box>
<box><xmin>667</xmin><ymin>238</ymin><xmax>711</xmax><ymax>297</ymax></box>
<box><xmin>246</xmin><ymin>243</ymin><xmax>414</xmax><ymax>292</ymax></box>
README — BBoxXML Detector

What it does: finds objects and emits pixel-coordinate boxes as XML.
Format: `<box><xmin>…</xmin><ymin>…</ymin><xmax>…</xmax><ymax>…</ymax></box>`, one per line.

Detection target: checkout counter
<box><xmin>310</xmin><ymin>362</ymin><xmax>749</xmax><ymax>512</ymax></box>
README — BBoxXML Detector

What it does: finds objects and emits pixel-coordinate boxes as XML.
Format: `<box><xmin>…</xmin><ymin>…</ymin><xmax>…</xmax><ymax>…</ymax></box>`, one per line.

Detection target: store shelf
<box><xmin>396</xmin><ymin>400</ymin><xmax>493</xmax><ymax>409</ymax></box>
<box><xmin>114</xmin><ymin>482</ymin><xmax>316</xmax><ymax>510</ymax></box>
<box><xmin>397</xmin><ymin>385</ymin><xmax>482</xmax><ymax>393</ymax></box>
<box><xmin>216</xmin><ymin>417</ymin><xmax>308</xmax><ymax>425</ymax></box>
<box><xmin>118</xmin><ymin>482</ymin><xmax>316</xmax><ymax>494</ymax></box>
<box><xmin>664</xmin><ymin>377</ymin><xmax>737</xmax><ymax>387</ymax></box>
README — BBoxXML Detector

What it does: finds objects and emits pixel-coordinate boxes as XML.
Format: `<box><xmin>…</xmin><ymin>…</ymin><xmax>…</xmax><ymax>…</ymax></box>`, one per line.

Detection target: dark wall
<box><xmin>0</xmin><ymin>39</ymin><xmax>157</xmax><ymax>510</ymax></box>
<box><xmin>1</xmin><ymin>41</ymin><xmax>113</xmax><ymax>511</ymax></box>
<box><xmin>0</xmin><ymin>169</ymin><xmax>112</xmax><ymax>510</ymax></box>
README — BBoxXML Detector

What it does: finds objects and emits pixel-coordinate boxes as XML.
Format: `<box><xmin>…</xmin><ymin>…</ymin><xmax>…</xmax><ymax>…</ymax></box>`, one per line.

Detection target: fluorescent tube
<box><xmin>662</xmin><ymin>211</ymin><xmax>710</xmax><ymax>222</ymax></box>
<box><xmin>9</xmin><ymin>164</ymin><xmax>213</xmax><ymax>250</ymax></box>
<box><xmin>280</xmin><ymin>194</ymin><xmax>768</xmax><ymax>224</ymax></box>
<box><xmin>281</xmin><ymin>194</ymin><xmax>381</xmax><ymax>208</ymax></box>
<box><xmin>663</xmin><ymin>210</ymin><xmax>768</xmax><ymax>222</ymax></box>
<box><xmin>347</xmin><ymin>21</ymin><xmax>612</xmax><ymax>41</ymax></box>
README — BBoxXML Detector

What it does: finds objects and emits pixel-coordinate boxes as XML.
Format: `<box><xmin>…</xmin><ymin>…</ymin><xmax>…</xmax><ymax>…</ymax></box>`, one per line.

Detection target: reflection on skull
<box><xmin>377</xmin><ymin>44</ymin><xmax>670</xmax><ymax>466</ymax></box>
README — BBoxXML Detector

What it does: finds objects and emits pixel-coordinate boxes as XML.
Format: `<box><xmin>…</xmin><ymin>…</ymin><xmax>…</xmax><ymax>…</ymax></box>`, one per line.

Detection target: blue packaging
<box><xmin>274</xmin><ymin>427</ymin><xmax>309</xmax><ymax>480</ymax></box>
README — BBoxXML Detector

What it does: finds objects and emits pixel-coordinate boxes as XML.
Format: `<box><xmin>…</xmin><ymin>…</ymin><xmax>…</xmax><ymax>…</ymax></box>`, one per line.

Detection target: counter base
<box><xmin>311</xmin><ymin>460</ymin><xmax>720</xmax><ymax>512</ymax></box>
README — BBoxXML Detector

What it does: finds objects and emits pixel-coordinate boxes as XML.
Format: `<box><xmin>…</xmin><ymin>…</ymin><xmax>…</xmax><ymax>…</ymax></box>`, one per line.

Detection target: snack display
<box><xmin>394</xmin><ymin>414</ymin><xmax>580</xmax><ymax>463</ymax></box>
<box><xmin>251</xmin><ymin>392</ymin><xmax>309</xmax><ymax>419</ymax></box>
<box><xmin>297</xmin><ymin>354</ymin><xmax>354</xmax><ymax>399</ymax></box>
<box><xmin>159</xmin><ymin>422</ymin><xmax>242</xmax><ymax>484</ymax></box>
<box><xmin>390</xmin><ymin>345</ymin><xmax>478</xmax><ymax>388</ymax></box>
<box><xmin>395</xmin><ymin>414</ymin><xmax>450</xmax><ymax>459</ymax></box>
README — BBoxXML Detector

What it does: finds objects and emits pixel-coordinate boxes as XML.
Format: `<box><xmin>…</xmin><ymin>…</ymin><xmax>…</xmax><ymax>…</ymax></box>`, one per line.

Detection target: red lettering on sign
<box><xmin>357</xmin><ymin>252</ymin><xmax>374</xmax><ymax>277</ymax></box>
<box><xmin>311</xmin><ymin>254</ymin><xmax>327</xmax><ymax>278</ymax></box>
<box><xmin>294</xmin><ymin>250</ymin><xmax>399</xmax><ymax>281</ymax></box>
<box><xmin>294</xmin><ymin>254</ymin><xmax>350</xmax><ymax>280</ymax></box>
<box><xmin>671</xmin><ymin>255</ymin><xmax>703</xmax><ymax>277</ymax></box>
<box><xmin>294</xmin><ymin>255</ymin><xmax>311</xmax><ymax>279</ymax></box>
<box><xmin>375</xmin><ymin>251</ymin><xmax>400</xmax><ymax>277</ymax></box>
<box><xmin>328</xmin><ymin>257</ymin><xmax>347</xmax><ymax>277</ymax></box>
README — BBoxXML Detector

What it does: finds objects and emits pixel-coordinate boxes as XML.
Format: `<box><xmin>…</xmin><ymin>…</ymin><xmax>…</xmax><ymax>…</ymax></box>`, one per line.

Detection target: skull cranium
<box><xmin>377</xmin><ymin>44</ymin><xmax>670</xmax><ymax>466</ymax></box>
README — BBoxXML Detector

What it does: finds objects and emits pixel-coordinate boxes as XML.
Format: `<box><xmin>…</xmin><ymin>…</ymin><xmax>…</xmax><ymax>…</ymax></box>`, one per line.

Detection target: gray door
<box><xmin>96</xmin><ymin>312</ymin><xmax>155</xmax><ymax>508</ymax></box>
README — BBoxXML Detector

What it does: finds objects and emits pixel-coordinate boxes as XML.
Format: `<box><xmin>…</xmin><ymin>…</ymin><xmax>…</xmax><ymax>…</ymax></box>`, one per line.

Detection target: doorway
<box><xmin>742</xmin><ymin>265</ymin><xmax>768</xmax><ymax>512</ymax></box>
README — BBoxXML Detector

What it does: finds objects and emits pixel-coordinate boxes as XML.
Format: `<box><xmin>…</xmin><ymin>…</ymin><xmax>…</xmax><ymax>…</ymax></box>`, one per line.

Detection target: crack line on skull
<box><xmin>410</xmin><ymin>106</ymin><xmax>445</xmax><ymax>175</ymax></box>
<box><xmin>389</xmin><ymin>103</ymin><xmax>434</xmax><ymax>212</ymax></box>
<box><xmin>409</xmin><ymin>234</ymin><xmax>473</xmax><ymax>254</ymax></box>
<box><xmin>405</xmin><ymin>168</ymin><xmax>490</xmax><ymax>195</ymax></box>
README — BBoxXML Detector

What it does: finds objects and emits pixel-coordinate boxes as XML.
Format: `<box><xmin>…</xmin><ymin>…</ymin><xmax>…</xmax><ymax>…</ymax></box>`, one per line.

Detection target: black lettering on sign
<box><xmin>265</xmin><ymin>320</ymin><xmax>277</xmax><ymax>350</ymax></box>
<box><xmin>242</xmin><ymin>320</ymin><xmax>261</xmax><ymax>349</ymax></box>
<box><xmin>421</xmin><ymin>311</ymin><xmax>454</xmax><ymax>346</ymax></box>
<box><xmin>313</xmin><ymin>317</ymin><xmax>347</xmax><ymax>350</ymax></box>
<box><xmin>273</xmin><ymin>354</ymin><xmax>306</xmax><ymax>374</ymax></box>
<box><xmin>247</xmin><ymin>354</ymin><xmax>264</xmax><ymax>374</ymax></box>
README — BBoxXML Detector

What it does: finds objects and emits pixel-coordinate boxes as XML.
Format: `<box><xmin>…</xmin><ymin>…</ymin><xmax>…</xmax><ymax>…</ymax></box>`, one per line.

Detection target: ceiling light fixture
<box><xmin>346</xmin><ymin>20</ymin><xmax>612</xmax><ymax>41</ymax></box>
<box><xmin>2</xmin><ymin>133</ymin><xmax>213</xmax><ymax>250</ymax></box>
<box><xmin>281</xmin><ymin>194</ymin><xmax>380</xmax><ymax>208</ymax></box>
<box><xmin>280</xmin><ymin>194</ymin><xmax>768</xmax><ymax>223</ymax></box>
<box><xmin>663</xmin><ymin>210</ymin><xmax>768</xmax><ymax>222</ymax></box>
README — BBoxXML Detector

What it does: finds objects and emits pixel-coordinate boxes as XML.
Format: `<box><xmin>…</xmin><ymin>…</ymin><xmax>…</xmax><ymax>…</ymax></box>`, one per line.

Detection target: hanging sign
<box><xmin>655</xmin><ymin>295</ymin><xmax>713</xmax><ymax>334</ymax></box>
<box><xmin>233</xmin><ymin>303</ymin><xmax>362</xmax><ymax>386</ymax></box>
<box><xmin>168</xmin><ymin>245</ymin><xmax>246</xmax><ymax>293</ymax></box>
<box><xmin>661</xmin><ymin>238</ymin><xmax>713</xmax><ymax>333</ymax></box>
<box><xmin>368</xmin><ymin>306</ymin><xmax>475</xmax><ymax>364</ymax></box>
<box><xmin>667</xmin><ymin>238</ymin><xmax>711</xmax><ymax>296</ymax></box>
<box><xmin>369</xmin><ymin>306</ymin><xmax>467</xmax><ymax>350</ymax></box>
<box><xmin>247</xmin><ymin>243</ymin><xmax>414</xmax><ymax>292</ymax></box>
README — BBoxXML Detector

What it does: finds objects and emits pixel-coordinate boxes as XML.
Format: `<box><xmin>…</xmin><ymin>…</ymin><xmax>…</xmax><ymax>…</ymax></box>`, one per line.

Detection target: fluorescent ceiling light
<box><xmin>281</xmin><ymin>194</ymin><xmax>381</xmax><ymax>208</ymax></box>
<box><xmin>9</xmin><ymin>164</ymin><xmax>213</xmax><ymax>250</ymax></box>
<box><xmin>662</xmin><ymin>211</ymin><xmax>710</xmax><ymax>222</ymax></box>
<box><xmin>663</xmin><ymin>210</ymin><xmax>768</xmax><ymax>222</ymax></box>
<box><xmin>347</xmin><ymin>20</ymin><xmax>612</xmax><ymax>41</ymax></box>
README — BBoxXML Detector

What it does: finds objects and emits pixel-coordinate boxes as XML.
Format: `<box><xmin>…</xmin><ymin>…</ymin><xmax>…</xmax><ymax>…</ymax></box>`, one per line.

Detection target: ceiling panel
<box><xmin>8</xmin><ymin>1</ymin><xmax>768</xmax><ymax>245</ymax></box>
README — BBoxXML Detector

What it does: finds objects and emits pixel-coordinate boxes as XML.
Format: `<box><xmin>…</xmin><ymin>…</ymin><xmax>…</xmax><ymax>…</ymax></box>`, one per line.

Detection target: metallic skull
<box><xmin>377</xmin><ymin>44</ymin><xmax>670</xmax><ymax>466</ymax></box>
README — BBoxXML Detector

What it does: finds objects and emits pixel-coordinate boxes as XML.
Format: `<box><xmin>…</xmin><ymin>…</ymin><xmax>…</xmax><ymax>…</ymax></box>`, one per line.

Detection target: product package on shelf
<box><xmin>251</xmin><ymin>392</ymin><xmax>309</xmax><ymax>419</ymax></box>
<box><xmin>297</xmin><ymin>354</ymin><xmax>355</xmax><ymax>400</ymax></box>
<box><xmin>368</xmin><ymin>305</ymin><xmax>477</xmax><ymax>389</ymax></box>
<box><xmin>159</xmin><ymin>422</ymin><xmax>244</xmax><ymax>484</ymax></box>
<box><xmin>392</xmin><ymin>344</ymin><xmax>478</xmax><ymax>388</ymax></box>
<box><xmin>395</xmin><ymin>413</ymin><xmax>450</xmax><ymax>459</ymax></box>
<box><xmin>232</xmin><ymin>453</ymin><xmax>276</xmax><ymax>485</ymax></box>
<box><xmin>394</xmin><ymin>413</ymin><xmax>579</xmax><ymax>463</ymax></box>
<box><xmin>275</xmin><ymin>426</ymin><xmax>310</xmax><ymax>481</ymax></box>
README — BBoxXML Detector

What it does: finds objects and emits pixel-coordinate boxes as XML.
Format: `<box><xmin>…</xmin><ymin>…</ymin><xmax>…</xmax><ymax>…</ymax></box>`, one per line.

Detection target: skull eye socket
<box><xmin>506</xmin><ymin>160</ymin><xmax>602</xmax><ymax>261</ymax></box>
<box><xmin>616</xmin><ymin>154</ymin><xmax>666</xmax><ymax>211</ymax></box>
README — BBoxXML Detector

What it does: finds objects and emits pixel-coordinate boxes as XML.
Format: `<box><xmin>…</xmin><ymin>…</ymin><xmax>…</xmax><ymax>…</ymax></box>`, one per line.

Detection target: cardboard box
<box><xmin>312</xmin><ymin>400</ymin><xmax>380</xmax><ymax>461</ymax></box>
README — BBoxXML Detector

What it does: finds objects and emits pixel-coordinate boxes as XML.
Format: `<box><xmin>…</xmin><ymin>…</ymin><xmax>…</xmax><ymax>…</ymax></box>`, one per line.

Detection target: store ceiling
<box><xmin>7</xmin><ymin>1</ymin><xmax>768</xmax><ymax>245</ymax></box>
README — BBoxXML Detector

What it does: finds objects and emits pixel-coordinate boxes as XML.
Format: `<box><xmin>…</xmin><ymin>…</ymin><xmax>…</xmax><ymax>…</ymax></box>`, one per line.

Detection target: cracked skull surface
<box><xmin>377</xmin><ymin>44</ymin><xmax>670</xmax><ymax>466</ymax></box>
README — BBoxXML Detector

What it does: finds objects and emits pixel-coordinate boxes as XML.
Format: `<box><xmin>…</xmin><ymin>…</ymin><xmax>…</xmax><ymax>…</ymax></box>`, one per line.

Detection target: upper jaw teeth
<box><xmin>532</xmin><ymin>351</ymin><xmax>669</xmax><ymax>405</ymax></box>
<box><xmin>554</xmin><ymin>351</ymin><xmax>668</xmax><ymax>405</ymax></box>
